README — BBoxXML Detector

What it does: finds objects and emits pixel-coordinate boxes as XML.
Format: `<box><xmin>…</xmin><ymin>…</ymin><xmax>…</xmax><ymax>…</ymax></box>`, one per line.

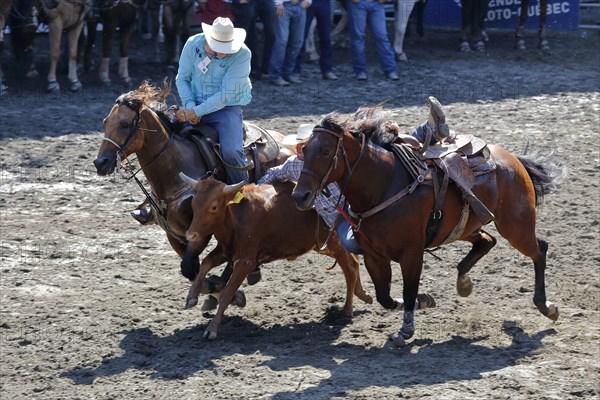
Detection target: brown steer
<box><xmin>180</xmin><ymin>174</ymin><xmax>373</xmax><ymax>340</ymax></box>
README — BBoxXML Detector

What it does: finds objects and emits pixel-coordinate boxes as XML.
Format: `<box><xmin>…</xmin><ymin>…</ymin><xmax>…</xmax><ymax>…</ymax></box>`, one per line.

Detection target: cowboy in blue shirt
<box><xmin>174</xmin><ymin>17</ymin><xmax>252</xmax><ymax>185</ymax></box>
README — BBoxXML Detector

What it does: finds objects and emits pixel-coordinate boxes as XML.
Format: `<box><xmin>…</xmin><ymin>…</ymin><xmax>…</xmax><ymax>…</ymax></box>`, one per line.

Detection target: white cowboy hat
<box><xmin>202</xmin><ymin>17</ymin><xmax>246</xmax><ymax>54</ymax></box>
<box><xmin>281</xmin><ymin>124</ymin><xmax>314</xmax><ymax>147</ymax></box>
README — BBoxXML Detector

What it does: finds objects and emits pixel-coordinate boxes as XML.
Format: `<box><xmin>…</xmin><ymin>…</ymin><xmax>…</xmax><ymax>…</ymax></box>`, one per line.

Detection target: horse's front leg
<box><xmin>179</xmin><ymin>234</ymin><xmax>211</xmax><ymax>280</ymax></box>
<box><xmin>162</xmin><ymin>4</ymin><xmax>177</xmax><ymax>68</ymax></box>
<box><xmin>118</xmin><ymin>19</ymin><xmax>136</xmax><ymax>86</ymax></box>
<box><xmin>46</xmin><ymin>18</ymin><xmax>64</xmax><ymax>93</ymax></box>
<box><xmin>363</xmin><ymin>252</ymin><xmax>396</xmax><ymax>310</ymax></box>
<box><xmin>204</xmin><ymin>259</ymin><xmax>255</xmax><ymax>340</ymax></box>
<box><xmin>185</xmin><ymin>245</ymin><xmax>228</xmax><ymax>310</ymax></box>
<box><xmin>66</xmin><ymin>22</ymin><xmax>84</xmax><ymax>91</ymax></box>
<box><xmin>99</xmin><ymin>18</ymin><xmax>116</xmax><ymax>85</ymax></box>
<box><xmin>390</xmin><ymin>247</ymin><xmax>424</xmax><ymax>347</ymax></box>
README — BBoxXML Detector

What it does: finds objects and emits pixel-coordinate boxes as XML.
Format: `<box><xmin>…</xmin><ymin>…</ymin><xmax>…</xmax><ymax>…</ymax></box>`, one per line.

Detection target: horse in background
<box><xmin>35</xmin><ymin>0</ymin><xmax>89</xmax><ymax>93</ymax></box>
<box><xmin>292</xmin><ymin>106</ymin><xmax>564</xmax><ymax>346</ymax></box>
<box><xmin>82</xmin><ymin>0</ymin><xmax>144</xmax><ymax>86</ymax></box>
<box><xmin>459</xmin><ymin>0</ymin><xmax>489</xmax><ymax>52</ymax></box>
<box><xmin>161</xmin><ymin>0</ymin><xmax>195</xmax><ymax>71</ymax></box>
<box><xmin>514</xmin><ymin>0</ymin><xmax>549</xmax><ymax>50</ymax></box>
<box><xmin>0</xmin><ymin>0</ymin><xmax>13</xmax><ymax>95</ymax></box>
<box><xmin>5</xmin><ymin>0</ymin><xmax>39</xmax><ymax>87</ymax></box>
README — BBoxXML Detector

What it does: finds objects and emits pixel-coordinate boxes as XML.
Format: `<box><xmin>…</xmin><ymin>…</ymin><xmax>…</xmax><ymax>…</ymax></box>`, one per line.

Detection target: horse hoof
<box><xmin>205</xmin><ymin>275</ymin><xmax>224</xmax><ymax>293</ymax></box>
<box><xmin>515</xmin><ymin>39</ymin><xmax>526</xmax><ymax>50</ymax></box>
<box><xmin>121</xmin><ymin>76</ymin><xmax>132</xmax><ymax>87</ymax></box>
<box><xmin>47</xmin><ymin>81</ymin><xmax>60</xmax><ymax>94</ymax></box>
<box><xmin>473</xmin><ymin>40</ymin><xmax>485</xmax><ymax>52</ymax></box>
<box><xmin>389</xmin><ymin>331</ymin><xmax>407</xmax><ymax>347</ymax></box>
<box><xmin>457</xmin><ymin>274</ymin><xmax>473</xmax><ymax>297</ymax></box>
<box><xmin>0</xmin><ymin>82</ymin><xmax>7</xmax><ymax>97</ymax></box>
<box><xmin>546</xmin><ymin>302</ymin><xmax>559</xmax><ymax>321</ymax></box>
<box><xmin>459</xmin><ymin>41</ymin><xmax>471</xmax><ymax>53</ymax></box>
<box><xmin>538</xmin><ymin>40</ymin><xmax>550</xmax><ymax>50</ymax></box>
<box><xmin>203</xmin><ymin>329</ymin><xmax>217</xmax><ymax>340</ymax></box>
<box><xmin>418</xmin><ymin>293</ymin><xmax>436</xmax><ymax>309</ymax></box>
<box><xmin>360</xmin><ymin>291</ymin><xmax>374</xmax><ymax>304</ymax></box>
<box><xmin>396</xmin><ymin>52</ymin><xmax>408</xmax><ymax>62</ymax></box>
<box><xmin>184</xmin><ymin>297</ymin><xmax>198</xmax><ymax>309</ymax></box>
<box><xmin>70</xmin><ymin>80</ymin><xmax>82</xmax><ymax>92</ymax></box>
<box><xmin>100</xmin><ymin>78</ymin><xmax>111</xmax><ymax>87</ymax></box>
<box><xmin>201</xmin><ymin>295</ymin><xmax>218</xmax><ymax>311</ymax></box>
<box><xmin>26</xmin><ymin>68</ymin><xmax>39</xmax><ymax>79</ymax></box>
<box><xmin>232</xmin><ymin>290</ymin><xmax>246</xmax><ymax>308</ymax></box>
<box><xmin>246</xmin><ymin>269</ymin><xmax>262</xmax><ymax>285</ymax></box>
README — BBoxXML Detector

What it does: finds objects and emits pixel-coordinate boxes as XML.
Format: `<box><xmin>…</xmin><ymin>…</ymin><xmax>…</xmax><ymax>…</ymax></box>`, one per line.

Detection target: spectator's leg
<box><xmin>269</xmin><ymin>4</ymin><xmax>292</xmax><ymax>81</ymax></box>
<box><xmin>282</xmin><ymin>4</ymin><xmax>306</xmax><ymax>79</ymax></box>
<box><xmin>366</xmin><ymin>2</ymin><xmax>397</xmax><ymax>75</ymax></box>
<box><xmin>347</xmin><ymin>0</ymin><xmax>368</xmax><ymax>75</ymax></box>
<box><xmin>316</xmin><ymin>0</ymin><xmax>334</xmax><ymax>74</ymax></box>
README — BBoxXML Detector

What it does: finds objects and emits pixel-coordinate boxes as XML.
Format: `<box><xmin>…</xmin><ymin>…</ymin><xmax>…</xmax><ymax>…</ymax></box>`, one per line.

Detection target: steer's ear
<box><xmin>179</xmin><ymin>172</ymin><xmax>200</xmax><ymax>189</ymax></box>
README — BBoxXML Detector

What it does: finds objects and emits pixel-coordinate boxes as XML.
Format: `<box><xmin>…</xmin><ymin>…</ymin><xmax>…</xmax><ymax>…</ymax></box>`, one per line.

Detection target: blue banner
<box><xmin>423</xmin><ymin>0</ymin><xmax>580</xmax><ymax>31</ymax></box>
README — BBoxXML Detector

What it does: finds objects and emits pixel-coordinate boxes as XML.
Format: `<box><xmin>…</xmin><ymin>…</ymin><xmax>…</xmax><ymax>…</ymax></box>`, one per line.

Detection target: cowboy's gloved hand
<box><xmin>176</xmin><ymin>108</ymin><xmax>200</xmax><ymax>125</ymax></box>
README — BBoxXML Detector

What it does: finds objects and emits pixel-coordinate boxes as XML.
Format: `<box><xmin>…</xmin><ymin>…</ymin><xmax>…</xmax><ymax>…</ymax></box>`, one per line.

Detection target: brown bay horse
<box><xmin>93</xmin><ymin>81</ymin><xmax>291</xmax><ymax>283</ymax></box>
<box><xmin>514</xmin><ymin>0</ymin><xmax>549</xmax><ymax>50</ymax></box>
<box><xmin>83</xmin><ymin>0</ymin><xmax>144</xmax><ymax>86</ymax></box>
<box><xmin>35</xmin><ymin>0</ymin><xmax>89</xmax><ymax>93</ymax></box>
<box><xmin>292</xmin><ymin>107</ymin><xmax>564</xmax><ymax>346</ymax></box>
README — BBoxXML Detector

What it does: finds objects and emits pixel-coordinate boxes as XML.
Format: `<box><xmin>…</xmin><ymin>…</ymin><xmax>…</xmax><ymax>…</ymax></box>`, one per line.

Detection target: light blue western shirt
<box><xmin>175</xmin><ymin>34</ymin><xmax>252</xmax><ymax>118</ymax></box>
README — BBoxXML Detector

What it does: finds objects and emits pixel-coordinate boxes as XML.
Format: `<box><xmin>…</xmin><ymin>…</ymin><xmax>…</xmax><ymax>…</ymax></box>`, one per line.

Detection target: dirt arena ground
<box><xmin>1</xmin><ymin>23</ymin><xmax>599</xmax><ymax>399</ymax></box>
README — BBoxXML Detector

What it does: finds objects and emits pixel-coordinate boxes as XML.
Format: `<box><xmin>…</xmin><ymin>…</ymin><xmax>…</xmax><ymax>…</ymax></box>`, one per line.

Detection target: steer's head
<box><xmin>179</xmin><ymin>173</ymin><xmax>246</xmax><ymax>242</ymax></box>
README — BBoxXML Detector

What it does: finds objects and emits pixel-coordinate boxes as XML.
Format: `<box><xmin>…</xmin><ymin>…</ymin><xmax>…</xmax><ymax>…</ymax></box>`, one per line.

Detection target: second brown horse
<box><xmin>292</xmin><ymin>106</ymin><xmax>564</xmax><ymax>346</ymax></box>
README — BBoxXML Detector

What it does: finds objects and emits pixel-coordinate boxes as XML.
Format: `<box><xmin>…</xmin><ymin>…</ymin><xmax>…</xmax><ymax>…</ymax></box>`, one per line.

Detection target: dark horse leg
<box><xmin>494</xmin><ymin>191</ymin><xmax>558</xmax><ymax>320</ymax></box>
<box><xmin>392</xmin><ymin>247</ymin><xmax>424</xmax><ymax>346</ymax></box>
<box><xmin>99</xmin><ymin>10</ymin><xmax>116</xmax><ymax>85</ymax></box>
<box><xmin>117</xmin><ymin>10</ymin><xmax>137</xmax><ymax>86</ymax></box>
<box><xmin>515</xmin><ymin>0</ymin><xmax>549</xmax><ymax>50</ymax></box>
<box><xmin>456</xmin><ymin>228</ymin><xmax>497</xmax><ymax>297</ymax></box>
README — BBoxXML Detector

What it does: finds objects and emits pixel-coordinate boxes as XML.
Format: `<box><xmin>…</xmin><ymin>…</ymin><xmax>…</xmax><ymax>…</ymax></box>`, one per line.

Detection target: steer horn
<box><xmin>179</xmin><ymin>172</ymin><xmax>200</xmax><ymax>188</ymax></box>
<box><xmin>223</xmin><ymin>180</ymin><xmax>246</xmax><ymax>196</ymax></box>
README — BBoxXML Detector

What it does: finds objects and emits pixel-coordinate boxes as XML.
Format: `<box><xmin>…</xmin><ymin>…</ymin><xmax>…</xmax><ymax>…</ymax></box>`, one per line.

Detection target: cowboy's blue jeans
<box><xmin>202</xmin><ymin>106</ymin><xmax>249</xmax><ymax>184</ymax></box>
<box><xmin>269</xmin><ymin>2</ymin><xmax>306</xmax><ymax>80</ymax></box>
<box><xmin>347</xmin><ymin>0</ymin><xmax>397</xmax><ymax>75</ymax></box>
<box><xmin>336</xmin><ymin>218</ymin><xmax>364</xmax><ymax>254</ymax></box>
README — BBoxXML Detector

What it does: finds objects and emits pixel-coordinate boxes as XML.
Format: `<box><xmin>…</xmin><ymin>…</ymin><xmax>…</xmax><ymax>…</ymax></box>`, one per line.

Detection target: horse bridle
<box><xmin>102</xmin><ymin>98</ymin><xmax>145</xmax><ymax>158</ymax></box>
<box><xmin>300</xmin><ymin>126</ymin><xmax>366</xmax><ymax>198</ymax></box>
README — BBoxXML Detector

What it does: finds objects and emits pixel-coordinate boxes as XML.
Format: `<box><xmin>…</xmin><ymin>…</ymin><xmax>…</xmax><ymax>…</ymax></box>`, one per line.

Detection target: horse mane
<box><xmin>120</xmin><ymin>79</ymin><xmax>171</xmax><ymax>111</ymax></box>
<box><xmin>318</xmin><ymin>104</ymin><xmax>401</xmax><ymax>150</ymax></box>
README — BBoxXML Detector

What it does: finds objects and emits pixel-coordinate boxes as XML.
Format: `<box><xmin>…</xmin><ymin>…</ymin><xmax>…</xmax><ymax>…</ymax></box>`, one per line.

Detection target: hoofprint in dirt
<box><xmin>1</xmin><ymin>28</ymin><xmax>599</xmax><ymax>399</ymax></box>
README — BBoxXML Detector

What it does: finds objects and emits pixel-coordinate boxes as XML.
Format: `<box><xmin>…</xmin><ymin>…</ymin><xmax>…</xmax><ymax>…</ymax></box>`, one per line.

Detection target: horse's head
<box><xmin>93</xmin><ymin>81</ymin><xmax>170</xmax><ymax>175</ymax></box>
<box><xmin>292</xmin><ymin>114</ymin><xmax>350</xmax><ymax>211</ymax></box>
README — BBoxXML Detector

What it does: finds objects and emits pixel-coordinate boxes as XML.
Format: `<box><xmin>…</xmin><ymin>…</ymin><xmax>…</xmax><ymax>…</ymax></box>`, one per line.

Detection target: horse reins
<box><xmin>102</xmin><ymin>98</ymin><xmax>173</xmax><ymax>220</ymax></box>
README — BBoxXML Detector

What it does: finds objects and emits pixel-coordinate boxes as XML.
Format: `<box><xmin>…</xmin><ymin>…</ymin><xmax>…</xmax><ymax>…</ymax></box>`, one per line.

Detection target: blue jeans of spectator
<box><xmin>294</xmin><ymin>0</ymin><xmax>334</xmax><ymax>74</ymax></box>
<box><xmin>336</xmin><ymin>218</ymin><xmax>363</xmax><ymax>255</ymax></box>
<box><xmin>201</xmin><ymin>106</ymin><xmax>249</xmax><ymax>184</ymax></box>
<box><xmin>247</xmin><ymin>0</ymin><xmax>277</xmax><ymax>75</ymax></box>
<box><xmin>347</xmin><ymin>0</ymin><xmax>397</xmax><ymax>75</ymax></box>
<box><xmin>269</xmin><ymin>2</ymin><xmax>306</xmax><ymax>80</ymax></box>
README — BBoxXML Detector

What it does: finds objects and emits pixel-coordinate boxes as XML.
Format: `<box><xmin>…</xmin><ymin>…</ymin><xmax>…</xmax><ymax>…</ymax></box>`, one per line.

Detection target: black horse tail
<box><xmin>517</xmin><ymin>149</ymin><xmax>567</xmax><ymax>207</ymax></box>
